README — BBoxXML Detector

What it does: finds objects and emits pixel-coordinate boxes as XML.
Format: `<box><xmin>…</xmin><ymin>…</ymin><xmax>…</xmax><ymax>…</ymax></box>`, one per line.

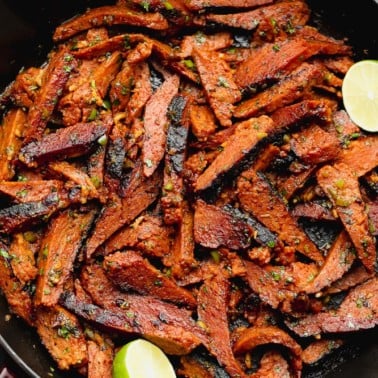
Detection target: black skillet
<box><xmin>0</xmin><ymin>0</ymin><xmax>377</xmax><ymax>377</ymax></box>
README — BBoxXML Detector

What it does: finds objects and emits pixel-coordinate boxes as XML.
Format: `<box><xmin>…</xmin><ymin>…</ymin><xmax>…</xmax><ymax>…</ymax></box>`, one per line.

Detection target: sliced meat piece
<box><xmin>49</xmin><ymin>161</ymin><xmax>99</xmax><ymax>203</ymax></box>
<box><xmin>85</xmin><ymin>162</ymin><xmax>162</xmax><ymax>257</ymax></box>
<box><xmin>178</xmin><ymin>353</ymin><xmax>225</xmax><ymax>378</ymax></box>
<box><xmin>233</xmin><ymin>325</ymin><xmax>302</xmax><ymax>374</ymax></box>
<box><xmin>34</xmin><ymin>207</ymin><xmax>96</xmax><ymax>307</ymax></box>
<box><xmin>235</xmin><ymin>39</ymin><xmax>308</xmax><ymax>89</ymax></box>
<box><xmin>235</xmin><ymin>37</ymin><xmax>350</xmax><ymax>90</ymax></box>
<box><xmin>87</xmin><ymin>144</ymin><xmax>107</xmax><ymax>199</ymax></box>
<box><xmin>73</xmin><ymin>33</ymin><xmax>145</xmax><ymax>59</ymax></box>
<box><xmin>80</xmin><ymin>264</ymin><xmax>206</xmax><ymax>354</ymax></box>
<box><xmin>19</xmin><ymin>120</ymin><xmax>109</xmax><ymax>167</ymax></box>
<box><xmin>195</xmin><ymin>115</ymin><xmax>274</xmax><ymax>192</ymax></box>
<box><xmin>23</xmin><ymin>48</ymin><xmax>77</xmax><ymax>143</ymax></box>
<box><xmin>190</xmin><ymin>124</ymin><xmax>237</xmax><ymax>150</ymax></box>
<box><xmin>193</xmin><ymin>47</ymin><xmax>241</xmax><ymax>127</ymax></box>
<box><xmin>238</xmin><ymin>169</ymin><xmax>324</xmax><ymax>264</ymax></box>
<box><xmin>206</xmin><ymin>1</ymin><xmax>309</xmax><ymax>32</ymax></box>
<box><xmin>87</xmin><ymin>338</ymin><xmax>114</xmax><ymax>378</ymax></box>
<box><xmin>169</xmin><ymin>201</ymin><xmax>198</xmax><ymax>279</ymax></box>
<box><xmin>189</xmin><ymin>104</ymin><xmax>218</xmax><ymax>142</ymax></box>
<box><xmin>126</xmin><ymin>61</ymin><xmax>152</xmax><ymax>123</ymax></box>
<box><xmin>317</xmin><ymin>163</ymin><xmax>376</xmax><ymax>272</ymax></box>
<box><xmin>161</xmin><ymin>95</ymin><xmax>190</xmax><ymax>224</ymax></box>
<box><xmin>0</xmin><ymin>108</ymin><xmax>26</xmax><ymax>180</ymax></box>
<box><xmin>292</xmin><ymin>201</ymin><xmax>336</xmax><ymax>221</ymax></box>
<box><xmin>53</xmin><ymin>6</ymin><xmax>168</xmax><ymax>41</ymax></box>
<box><xmin>197</xmin><ymin>272</ymin><xmax>246</xmax><ymax>378</ymax></box>
<box><xmin>102</xmin><ymin>214</ymin><xmax>172</xmax><ymax>258</ymax></box>
<box><xmin>8</xmin><ymin>233</ymin><xmax>38</xmax><ymax>285</ymax></box>
<box><xmin>234</xmin><ymin>62</ymin><xmax>323</xmax><ymax>119</ymax></box>
<box><xmin>194</xmin><ymin>200</ymin><xmax>252</xmax><ymax>250</ymax></box>
<box><xmin>336</xmin><ymin>136</ymin><xmax>378</xmax><ymax>177</ymax></box>
<box><xmin>179</xmin><ymin>32</ymin><xmax>233</xmax><ymax>58</ymax></box>
<box><xmin>325</xmin><ymin>265</ymin><xmax>373</xmax><ymax>295</ymax></box>
<box><xmin>0</xmin><ymin>242</ymin><xmax>34</xmax><ymax>325</ymax></box>
<box><xmin>142</xmin><ymin>71</ymin><xmax>180</xmax><ymax>177</ymax></box>
<box><xmin>286</xmin><ymin>277</ymin><xmax>378</xmax><ymax>336</ymax></box>
<box><xmin>186</xmin><ymin>0</ymin><xmax>273</xmax><ymax>11</ymax></box>
<box><xmin>304</xmin><ymin>231</ymin><xmax>355</xmax><ymax>294</ymax></box>
<box><xmin>271</xmin><ymin>99</ymin><xmax>334</xmax><ymax>132</ymax></box>
<box><xmin>104</xmin><ymin>250</ymin><xmax>196</xmax><ymax>308</ymax></box>
<box><xmin>328</xmin><ymin>110</ymin><xmax>360</xmax><ymax>141</ymax></box>
<box><xmin>290</xmin><ymin>124</ymin><xmax>340</xmax><ymax>165</ymax></box>
<box><xmin>0</xmin><ymin>180</ymin><xmax>64</xmax><ymax>204</ymax></box>
<box><xmin>35</xmin><ymin>305</ymin><xmax>87</xmax><ymax>370</ymax></box>
<box><xmin>302</xmin><ymin>339</ymin><xmax>344</xmax><ymax>365</ymax></box>
<box><xmin>0</xmin><ymin>198</ymin><xmax>63</xmax><ymax>234</ymax></box>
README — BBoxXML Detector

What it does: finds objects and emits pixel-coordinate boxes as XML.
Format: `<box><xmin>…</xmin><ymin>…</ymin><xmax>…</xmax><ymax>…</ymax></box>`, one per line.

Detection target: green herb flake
<box><xmin>97</xmin><ymin>134</ymin><xmax>108</xmax><ymax>146</ymax></box>
<box><xmin>88</xmin><ymin>108</ymin><xmax>98</xmax><ymax>121</ymax></box>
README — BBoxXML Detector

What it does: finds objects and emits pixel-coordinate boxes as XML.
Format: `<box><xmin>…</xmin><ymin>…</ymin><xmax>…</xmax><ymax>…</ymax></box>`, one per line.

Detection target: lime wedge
<box><xmin>342</xmin><ymin>60</ymin><xmax>378</xmax><ymax>132</ymax></box>
<box><xmin>112</xmin><ymin>339</ymin><xmax>176</xmax><ymax>378</ymax></box>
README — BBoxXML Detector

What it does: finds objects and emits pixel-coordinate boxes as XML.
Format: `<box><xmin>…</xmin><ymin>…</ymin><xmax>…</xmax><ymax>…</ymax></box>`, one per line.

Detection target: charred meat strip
<box><xmin>34</xmin><ymin>208</ymin><xmax>96</xmax><ymax>307</ymax></box>
<box><xmin>238</xmin><ymin>169</ymin><xmax>324</xmax><ymax>263</ymax></box>
<box><xmin>53</xmin><ymin>5</ymin><xmax>169</xmax><ymax>41</ymax></box>
<box><xmin>0</xmin><ymin>109</ymin><xmax>26</xmax><ymax>180</ymax></box>
<box><xmin>234</xmin><ymin>62</ymin><xmax>323</xmax><ymax>119</ymax></box>
<box><xmin>104</xmin><ymin>250</ymin><xmax>197</xmax><ymax>308</ymax></box>
<box><xmin>206</xmin><ymin>1</ymin><xmax>310</xmax><ymax>32</ymax></box>
<box><xmin>142</xmin><ymin>70</ymin><xmax>180</xmax><ymax>177</ymax></box>
<box><xmin>287</xmin><ymin>277</ymin><xmax>378</xmax><ymax>336</ymax></box>
<box><xmin>186</xmin><ymin>0</ymin><xmax>273</xmax><ymax>11</ymax></box>
<box><xmin>193</xmin><ymin>47</ymin><xmax>241</xmax><ymax>127</ymax></box>
<box><xmin>195</xmin><ymin>115</ymin><xmax>274</xmax><ymax>192</ymax></box>
<box><xmin>317</xmin><ymin>163</ymin><xmax>376</xmax><ymax>272</ymax></box>
<box><xmin>197</xmin><ymin>272</ymin><xmax>246</xmax><ymax>378</ymax></box>
<box><xmin>23</xmin><ymin>48</ymin><xmax>77</xmax><ymax>143</ymax></box>
<box><xmin>20</xmin><ymin>120</ymin><xmax>109</xmax><ymax>167</ymax></box>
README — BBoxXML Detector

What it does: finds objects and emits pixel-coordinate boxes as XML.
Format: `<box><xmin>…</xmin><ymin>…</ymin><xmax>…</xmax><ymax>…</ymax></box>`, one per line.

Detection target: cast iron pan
<box><xmin>0</xmin><ymin>1</ymin><xmax>377</xmax><ymax>377</ymax></box>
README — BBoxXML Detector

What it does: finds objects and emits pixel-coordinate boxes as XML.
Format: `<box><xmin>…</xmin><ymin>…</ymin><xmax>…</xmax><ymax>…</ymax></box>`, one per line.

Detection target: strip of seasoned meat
<box><xmin>195</xmin><ymin>115</ymin><xmax>274</xmax><ymax>192</ymax></box>
<box><xmin>0</xmin><ymin>241</ymin><xmax>34</xmax><ymax>325</ymax></box>
<box><xmin>286</xmin><ymin>277</ymin><xmax>378</xmax><ymax>336</ymax></box>
<box><xmin>49</xmin><ymin>161</ymin><xmax>99</xmax><ymax>203</ymax></box>
<box><xmin>317</xmin><ymin>163</ymin><xmax>376</xmax><ymax>272</ymax></box>
<box><xmin>0</xmin><ymin>180</ymin><xmax>64</xmax><ymax>204</ymax></box>
<box><xmin>292</xmin><ymin>201</ymin><xmax>336</xmax><ymax>221</ymax></box>
<box><xmin>238</xmin><ymin>169</ymin><xmax>324</xmax><ymax>263</ymax></box>
<box><xmin>20</xmin><ymin>120</ymin><xmax>109</xmax><ymax>167</ymax></box>
<box><xmin>206</xmin><ymin>1</ymin><xmax>309</xmax><ymax>32</ymax></box>
<box><xmin>23</xmin><ymin>48</ymin><xmax>77</xmax><ymax>143</ymax></box>
<box><xmin>8</xmin><ymin>233</ymin><xmax>38</xmax><ymax>285</ymax></box>
<box><xmin>189</xmin><ymin>104</ymin><xmax>218</xmax><ymax>141</ymax></box>
<box><xmin>35</xmin><ymin>305</ymin><xmax>87</xmax><ymax>370</ymax></box>
<box><xmin>0</xmin><ymin>197</ymin><xmax>63</xmax><ymax>234</ymax></box>
<box><xmin>233</xmin><ymin>326</ymin><xmax>302</xmax><ymax>374</ymax></box>
<box><xmin>234</xmin><ymin>37</ymin><xmax>350</xmax><ymax>90</ymax></box>
<box><xmin>104</xmin><ymin>250</ymin><xmax>196</xmax><ymax>308</ymax></box>
<box><xmin>193</xmin><ymin>47</ymin><xmax>241</xmax><ymax>127</ymax></box>
<box><xmin>336</xmin><ymin>136</ymin><xmax>378</xmax><ymax>177</ymax></box>
<box><xmin>303</xmin><ymin>231</ymin><xmax>355</xmax><ymax>294</ymax></box>
<box><xmin>255</xmin><ymin>351</ymin><xmax>291</xmax><ymax>378</ymax></box>
<box><xmin>85</xmin><ymin>161</ymin><xmax>162</xmax><ymax>258</ymax></box>
<box><xmin>142</xmin><ymin>70</ymin><xmax>180</xmax><ymax>177</ymax></box>
<box><xmin>197</xmin><ymin>272</ymin><xmax>247</xmax><ymax>378</ymax></box>
<box><xmin>186</xmin><ymin>0</ymin><xmax>273</xmax><ymax>11</ymax></box>
<box><xmin>80</xmin><ymin>263</ymin><xmax>206</xmax><ymax>354</ymax></box>
<box><xmin>102</xmin><ymin>214</ymin><xmax>172</xmax><ymax>258</ymax></box>
<box><xmin>301</xmin><ymin>339</ymin><xmax>344</xmax><ymax>365</ymax></box>
<box><xmin>234</xmin><ymin>62</ymin><xmax>323</xmax><ymax>119</ymax></box>
<box><xmin>34</xmin><ymin>207</ymin><xmax>96</xmax><ymax>307</ymax></box>
<box><xmin>194</xmin><ymin>199</ymin><xmax>252</xmax><ymax>250</ymax></box>
<box><xmin>53</xmin><ymin>6</ymin><xmax>169</xmax><ymax>41</ymax></box>
<box><xmin>87</xmin><ymin>338</ymin><xmax>114</xmax><ymax>378</ymax></box>
<box><xmin>169</xmin><ymin>201</ymin><xmax>198</xmax><ymax>279</ymax></box>
<box><xmin>290</xmin><ymin>124</ymin><xmax>340</xmax><ymax>165</ymax></box>
<box><xmin>161</xmin><ymin>95</ymin><xmax>190</xmax><ymax>224</ymax></box>
<box><xmin>0</xmin><ymin>109</ymin><xmax>26</xmax><ymax>180</ymax></box>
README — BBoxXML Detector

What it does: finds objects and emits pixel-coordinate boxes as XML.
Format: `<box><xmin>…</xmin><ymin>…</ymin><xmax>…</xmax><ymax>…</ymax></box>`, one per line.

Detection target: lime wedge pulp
<box><xmin>342</xmin><ymin>60</ymin><xmax>378</xmax><ymax>132</ymax></box>
<box><xmin>112</xmin><ymin>339</ymin><xmax>176</xmax><ymax>378</ymax></box>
